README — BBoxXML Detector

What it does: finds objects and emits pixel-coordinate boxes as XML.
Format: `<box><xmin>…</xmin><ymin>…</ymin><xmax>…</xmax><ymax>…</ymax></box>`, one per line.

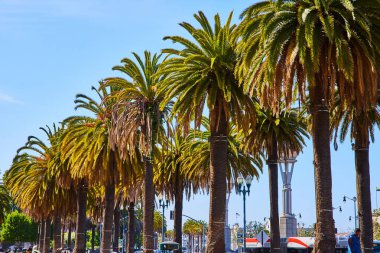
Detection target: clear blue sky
<box><xmin>1</xmin><ymin>0</ymin><xmax>379</xmax><ymax>233</ymax></box>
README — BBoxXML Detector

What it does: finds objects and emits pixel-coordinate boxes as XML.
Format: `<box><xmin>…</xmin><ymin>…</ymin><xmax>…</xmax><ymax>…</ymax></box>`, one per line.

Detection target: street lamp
<box><xmin>278</xmin><ymin>151</ymin><xmax>298</xmax><ymax>237</ymax></box>
<box><xmin>237</xmin><ymin>175</ymin><xmax>253</xmax><ymax>253</ymax></box>
<box><xmin>158</xmin><ymin>193</ymin><xmax>169</xmax><ymax>243</ymax></box>
<box><xmin>343</xmin><ymin>196</ymin><xmax>358</xmax><ymax>228</ymax></box>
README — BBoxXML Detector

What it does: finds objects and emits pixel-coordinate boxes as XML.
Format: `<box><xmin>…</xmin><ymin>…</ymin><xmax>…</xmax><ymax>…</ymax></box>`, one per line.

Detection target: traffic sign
<box><xmin>257</xmin><ymin>230</ymin><xmax>269</xmax><ymax>245</ymax></box>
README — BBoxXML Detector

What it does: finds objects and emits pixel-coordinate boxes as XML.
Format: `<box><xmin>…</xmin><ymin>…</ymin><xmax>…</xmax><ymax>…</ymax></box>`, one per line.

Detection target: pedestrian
<box><xmin>348</xmin><ymin>228</ymin><xmax>362</xmax><ymax>253</ymax></box>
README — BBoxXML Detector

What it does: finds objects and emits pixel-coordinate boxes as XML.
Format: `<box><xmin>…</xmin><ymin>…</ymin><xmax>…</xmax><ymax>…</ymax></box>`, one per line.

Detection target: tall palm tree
<box><xmin>154</xmin><ymin>126</ymin><xmax>186</xmax><ymax>253</ymax></box>
<box><xmin>103</xmin><ymin>51</ymin><xmax>171</xmax><ymax>253</ymax></box>
<box><xmin>241</xmin><ymin>107</ymin><xmax>308</xmax><ymax>252</ymax></box>
<box><xmin>180</xmin><ymin>118</ymin><xmax>262</xmax><ymax>252</ymax></box>
<box><xmin>61</xmin><ymin>86</ymin><xmax>135</xmax><ymax>253</ymax></box>
<box><xmin>331</xmin><ymin>99</ymin><xmax>380</xmax><ymax>252</ymax></box>
<box><xmin>237</xmin><ymin>1</ymin><xmax>380</xmax><ymax>251</ymax></box>
<box><xmin>5</xmin><ymin>125</ymin><xmax>76</xmax><ymax>253</ymax></box>
<box><xmin>115</xmin><ymin>175</ymin><xmax>143</xmax><ymax>253</ymax></box>
<box><xmin>183</xmin><ymin>220</ymin><xmax>206</xmax><ymax>253</ymax></box>
<box><xmin>155</xmin><ymin>118</ymin><xmax>262</xmax><ymax>253</ymax></box>
<box><xmin>0</xmin><ymin>185</ymin><xmax>12</xmax><ymax>225</ymax></box>
<box><xmin>158</xmin><ymin>12</ymin><xmax>256</xmax><ymax>252</ymax></box>
<box><xmin>154</xmin><ymin>124</ymin><xmax>206</xmax><ymax>253</ymax></box>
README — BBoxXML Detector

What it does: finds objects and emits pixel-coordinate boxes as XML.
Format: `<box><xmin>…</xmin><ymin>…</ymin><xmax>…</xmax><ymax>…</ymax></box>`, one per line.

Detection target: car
<box><xmin>374</xmin><ymin>240</ymin><xmax>380</xmax><ymax>253</ymax></box>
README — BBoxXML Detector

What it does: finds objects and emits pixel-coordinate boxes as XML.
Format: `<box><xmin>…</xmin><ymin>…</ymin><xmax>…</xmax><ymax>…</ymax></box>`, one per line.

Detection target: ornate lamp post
<box><xmin>278</xmin><ymin>151</ymin><xmax>298</xmax><ymax>237</ymax></box>
<box><xmin>343</xmin><ymin>195</ymin><xmax>357</xmax><ymax>229</ymax></box>
<box><xmin>158</xmin><ymin>193</ymin><xmax>169</xmax><ymax>243</ymax></box>
<box><xmin>237</xmin><ymin>175</ymin><xmax>253</xmax><ymax>253</ymax></box>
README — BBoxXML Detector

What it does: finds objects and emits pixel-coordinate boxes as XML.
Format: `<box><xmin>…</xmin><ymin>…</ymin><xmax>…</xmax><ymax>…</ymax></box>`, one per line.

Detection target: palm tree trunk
<box><xmin>206</xmin><ymin>98</ymin><xmax>228</xmax><ymax>253</ymax></box>
<box><xmin>68</xmin><ymin>224</ymin><xmax>72</xmax><ymax>250</ymax></box>
<box><xmin>200</xmin><ymin>232</ymin><xmax>202</xmax><ymax>252</ymax></box>
<box><xmin>101</xmin><ymin>182</ymin><xmax>115</xmax><ymax>253</ymax></box>
<box><xmin>91</xmin><ymin>225</ymin><xmax>95</xmax><ymax>252</ymax></box>
<box><xmin>174</xmin><ymin>168</ymin><xmax>183</xmax><ymax>253</ymax></box>
<box><xmin>113</xmin><ymin>207</ymin><xmax>121</xmax><ymax>252</ymax></box>
<box><xmin>192</xmin><ymin>235</ymin><xmax>194</xmax><ymax>253</ymax></box>
<box><xmin>53</xmin><ymin>216</ymin><xmax>62</xmax><ymax>253</ymax></box>
<box><xmin>127</xmin><ymin>201</ymin><xmax>135</xmax><ymax>253</ymax></box>
<box><xmin>199</xmin><ymin>235</ymin><xmax>201</xmax><ymax>253</ymax></box>
<box><xmin>61</xmin><ymin>223</ymin><xmax>66</xmax><ymax>249</ymax></box>
<box><xmin>38</xmin><ymin>222</ymin><xmax>41</xmax><ymax>248</ymax></box>
<box><xmin>310</xmin><ymin>81</ymin><xmax>335</xmax><ymax>252</ymax></box>
<box><xmin>187</xmin><ymin>235</ymin><xmax>191</xmax><ymax>252</ymax></box>
<box><xmin>39</xmin><ymin>219</ymin><xmax>46</xmax><ymax>251</ymax></box>
<box><xmin>143</xmin><ymin>157</ymin><xmax>155</xmax><ymax>253</ymax></box>
<box><xmin>44</xmin><ymin>218</ymin><xmax>51</xmax><ymax>253</ymax></box>
<box><xmin>267</xmin><ymin>137</ymin><xmax>280</xmax><ymax>253</ymax></box>
<box><xmin>354</xmin><ymin>129</ymin><xmax>373</xmax><ymax>253</ymax></box>
<box><xmin>73</xmin><ymin>180</ymin><xmax>88</xmax><ymax>253</ymax></box>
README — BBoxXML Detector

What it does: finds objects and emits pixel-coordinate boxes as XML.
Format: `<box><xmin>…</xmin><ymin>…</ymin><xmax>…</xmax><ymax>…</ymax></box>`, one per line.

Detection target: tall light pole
<box><xmin>344</xmin><ymin>196</ymin><xmax>357</xmax><ymax>229</ymax></box>
<box><xmin>158</xmin><ymin>193</ymin><xmax>169</xmax><ymax>243</ymax></box>
<box><xmin>278</xmin><ymin>151</ymin><xmax>298</xmax><ymax>237</ymax></box>
<box><xmin>237</xmin><ymin>175</ymin><xmax>253</xmax><ymax>253</ymax></box>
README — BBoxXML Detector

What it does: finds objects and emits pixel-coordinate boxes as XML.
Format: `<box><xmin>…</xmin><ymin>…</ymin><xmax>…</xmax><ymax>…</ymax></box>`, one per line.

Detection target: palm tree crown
<box><xmin>159</xmin><ymin>11</ymin><xmax>256</xmax><ymax>131</ymax></box>
<box><xmin>237</xmin><ymin>0</ymin><xmax>380</xmax><ymax>111</ymax></box>
<box><xmin>180</xmin><ymin>118</ymin><xmax>263</xmax><ymax>188</ymax></box>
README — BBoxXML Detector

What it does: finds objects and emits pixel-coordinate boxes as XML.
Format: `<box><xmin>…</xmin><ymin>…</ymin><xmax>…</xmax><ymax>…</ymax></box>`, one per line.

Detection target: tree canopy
<box><xmin>0</xmin><ymin>211</ymin><xmax>38</xmax><ymax>244</ymax></box>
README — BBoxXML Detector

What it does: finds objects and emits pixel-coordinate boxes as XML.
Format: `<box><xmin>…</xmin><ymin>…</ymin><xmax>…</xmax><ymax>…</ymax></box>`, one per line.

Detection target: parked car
<box><xmin>374</xmin><ymin>240</ymin><xmax>380</xmax><ymax>253</ymax></box>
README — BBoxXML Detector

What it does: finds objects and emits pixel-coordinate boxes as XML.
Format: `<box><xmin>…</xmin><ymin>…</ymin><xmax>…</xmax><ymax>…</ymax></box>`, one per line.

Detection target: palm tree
<box><xmin>116</xmin><ymin>177</ymin><xmax>143</xmax><ymax>253</ymax></box>
<box><xmin>5</xmin><ymin>125</ymin><xmax>76</xmax><ymax>253</ymax></box>
<box><xmin>154</xmin><ymin>124</ymin><xmax>203</xmax><ymax>253</ymax></box>
<box><xmin>241</xmin><ymin>107</ymin><xmax>308</xmax><ymax>252</ymax></box>
<box><xmin>183</xmin><ymin>220</ymin><xmax>205</xmax><ymax>253</ymax></box>
<box><xmin>158</xmin><ymin>12</ymin><xmax>256</xmax><ymax>252</ymax></box>
<box><xmin>153</xmin><ymin>210</ymin><xmax>166</xmax><ymax>237</ymax></box>
<box><xmin>237</xmin><ymin>1</ymin><xmax>380</xmax><ymax>251</ymax></box>
<box><xmin>61</xmin><ymin>86</ymin><xmax>135</xmax><ymax>253</ymax></box>
<box><xmin>155</xmin><ymin>118</ymin><xmax>262</xmax><ymax>253</ymax></box>
<box><xmin>0</xmin><ymin>185</ymin><xmax>12</xmax><ymax>225</ymax></box>
<box><xmin>331</xmin><ymin>99</ymin><xmax>380</xmax><ymax>252</ymax></box>
<box><xmin>103</xmin><ymin>51</ymin><xmax>171</xmax><ymax>253</ymax></box>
